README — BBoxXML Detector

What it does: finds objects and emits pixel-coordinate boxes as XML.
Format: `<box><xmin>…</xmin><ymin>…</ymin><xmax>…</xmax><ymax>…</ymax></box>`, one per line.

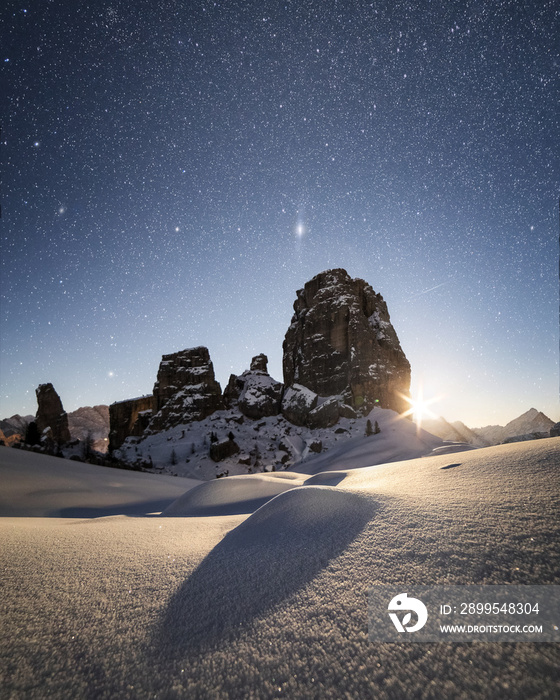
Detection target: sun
<box><xmin>399</xmin><ymin>385</ymin><xmax>441</xmax><ymax>428</ymax></box>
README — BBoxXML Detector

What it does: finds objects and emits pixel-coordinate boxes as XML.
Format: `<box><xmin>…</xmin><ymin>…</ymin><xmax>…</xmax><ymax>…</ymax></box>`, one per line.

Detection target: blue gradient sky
<box><xmin>1</xmin><ymin>0</ymin><xmax>558</xmax><ymax>427</ymax></box>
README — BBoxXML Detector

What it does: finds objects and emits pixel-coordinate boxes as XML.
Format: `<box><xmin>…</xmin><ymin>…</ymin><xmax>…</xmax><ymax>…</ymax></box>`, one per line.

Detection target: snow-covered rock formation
<box><xmin>108</xmin><ymin>271</ymin><xmax>423</xmax><ymax>476</ymax></box>
<box><xmin>224</xmin><ymin>354</ymin><xmax>283</xmax><ymax>420</ymax></box>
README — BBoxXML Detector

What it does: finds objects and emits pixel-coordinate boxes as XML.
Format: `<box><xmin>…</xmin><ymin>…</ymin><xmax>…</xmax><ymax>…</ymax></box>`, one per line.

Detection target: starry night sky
<box><xmin>1</xmin><ymin>0</ymin><xmax>559</xmax><ymax>428</ymax></box>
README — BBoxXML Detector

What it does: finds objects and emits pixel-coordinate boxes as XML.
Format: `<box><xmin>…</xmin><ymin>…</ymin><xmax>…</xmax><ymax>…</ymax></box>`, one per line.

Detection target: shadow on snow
<box><xmin>153</xmin><ymin>486</ymin><xmax>377</xmax><ymax>658</ymax></box>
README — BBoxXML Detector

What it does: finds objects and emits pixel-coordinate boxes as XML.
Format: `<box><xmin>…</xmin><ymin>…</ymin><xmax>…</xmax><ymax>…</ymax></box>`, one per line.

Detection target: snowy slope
<box><xmin>291</xmin><ymin>407</ymin><xmax>444</xmax><ymax>474</ymax></box>
<box><xmin>114</xmin><ymin>406</ymin><xmax>444</xmax><ymax>479</ymax></box>
<box><xmin>0</xmin><ymin>448</ymin><xmax>199</xmax><ymax>517</ymax></box>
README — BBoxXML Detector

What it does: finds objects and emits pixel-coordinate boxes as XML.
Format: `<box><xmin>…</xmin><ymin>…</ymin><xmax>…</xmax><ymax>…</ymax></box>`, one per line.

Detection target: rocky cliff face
<box><xmin>109</xmin><ymin>396</ymin><xmax>153</xmax><ymax>452</ymax></box>
<box><xmin>250</xmin><ymin>353</ymin><xmax>269</xmax><ymax>372</ymax></box>
<box><xmin>35</xmin><ymin>383</ymin><xmax>71</xmax><ymax>445</ymax></box>
<box><xmin>0</xmin><ymin>427</ymin><xmax>22</xmax><ymax>447</ymax></box>
<box><xmin>282</xmin><ymin>269</ymin><xmax>411</xmax><ymax>414</ymax></box>
<box><xmin>148</xmin><ymin>346</ymin><xmax>224</xmax><ymax>431</ymax></box>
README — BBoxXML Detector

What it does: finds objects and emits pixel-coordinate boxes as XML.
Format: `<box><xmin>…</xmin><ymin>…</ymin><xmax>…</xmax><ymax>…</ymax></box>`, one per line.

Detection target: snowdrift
<box><xmin>162</xmin><ymin>472</ymin><xmax>304</xmax><ymax>516</ymax></box>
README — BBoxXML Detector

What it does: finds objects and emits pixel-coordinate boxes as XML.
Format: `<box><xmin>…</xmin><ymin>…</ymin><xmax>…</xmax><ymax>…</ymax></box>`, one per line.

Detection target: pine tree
<box><xmin>374</xmin><ymin>420</ymin><xmax>381</xmax><ymax>434</ymax></box>
<box><xmin>365</xmin><ymin>419</ymin><xmax>373</xmax><ymax>436</ymax></box>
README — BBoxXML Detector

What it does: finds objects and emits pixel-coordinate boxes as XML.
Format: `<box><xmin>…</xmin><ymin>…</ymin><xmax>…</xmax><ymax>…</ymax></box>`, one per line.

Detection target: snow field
<box><xmin>0</xmin><ymin>437</ymin><xmax>558</xmax><ymax>698</ymax></box>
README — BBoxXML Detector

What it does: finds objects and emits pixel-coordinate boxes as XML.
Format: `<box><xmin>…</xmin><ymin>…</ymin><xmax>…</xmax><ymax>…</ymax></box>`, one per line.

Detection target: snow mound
<box><xmin>162</xmin><ymin>472</ymin><xmax>304</xmax><ymax>516</ymax></box>
<box><xmin>235</xmin><ymin>484</ymin><xmax>376</xmax><ymax>540</ymax></box>
<box><xmin>2</xmin><ymin>438</ymin><xmax>559</xmax><ymax>697</ymax></box>
<box><xmin>304</xmin><ymin>471</ymin><xmax>348</xmax><ymax>486</ymax></box>
<box><xmin>157</xmin><ymin>485</ymin><xmax>376</xmax><ymax>654</ymax></box>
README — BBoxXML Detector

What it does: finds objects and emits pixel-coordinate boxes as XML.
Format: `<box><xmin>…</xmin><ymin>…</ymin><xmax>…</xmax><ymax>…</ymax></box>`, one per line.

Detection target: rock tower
<box><xmin>282</xmin><ymin>269</ymin><xmax>411</xmax><ymax>414</ymax></box>
<box><xmin>35</xmin><ymin>383</ymin><xmax>71</xmax><ymax>444</ymax></box>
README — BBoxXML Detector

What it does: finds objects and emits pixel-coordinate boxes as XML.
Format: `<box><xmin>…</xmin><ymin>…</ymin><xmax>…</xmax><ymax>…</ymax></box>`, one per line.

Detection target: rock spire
<box><xmin>282</xmin><ymin>268</ymin><xmax>411</xmax><ymax>414</ymax></box>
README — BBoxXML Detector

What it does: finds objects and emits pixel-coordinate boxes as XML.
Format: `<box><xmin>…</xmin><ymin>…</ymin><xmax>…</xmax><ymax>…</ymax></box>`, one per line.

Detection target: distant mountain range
<box><xmin>423</xmin><ymin>408</ymin><xmax>556</xmax><ymax>447</ymax></box>
<box><xmin>0</xmin><ymin>407</ymin><xmax>109</xmax><ymax>452</ymax></box>
<box><xmin>0</xmin><ymin>415</ymin><xmax>34</xmax><ymax>447</ymax></box>
<box><xmin>66</xmin><ymin>405</ymin><xmax>110</xmax><ymax>452</ymax></box>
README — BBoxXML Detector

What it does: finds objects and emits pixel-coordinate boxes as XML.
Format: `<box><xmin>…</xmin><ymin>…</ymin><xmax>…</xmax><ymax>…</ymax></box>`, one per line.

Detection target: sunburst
<box><xmin>399</xmin><ymin>385</ymin><xmax>441</xmax><ymax>429</ymax></box>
